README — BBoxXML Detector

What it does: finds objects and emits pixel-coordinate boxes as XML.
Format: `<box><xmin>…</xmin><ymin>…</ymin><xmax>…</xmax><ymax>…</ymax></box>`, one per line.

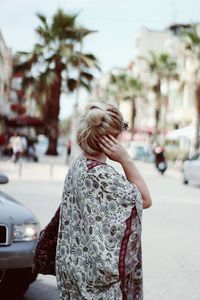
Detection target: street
<box><xmin>0</xmin><ymin>160</ymin><xmax>200</xmax><ymax>300</ymax></box>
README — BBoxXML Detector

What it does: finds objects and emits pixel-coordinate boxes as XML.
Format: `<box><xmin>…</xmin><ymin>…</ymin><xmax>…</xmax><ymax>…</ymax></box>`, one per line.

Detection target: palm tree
<box><xmin>175</xmin><ymin>24</ymin><xmax>200</xmax><ymax>150</ymax></box>
<box><xmin>104</xmin><ymin>71</ymin><xmax>143</xmax><ymax>133</ymax></box>
<box><xmin>14</xmin><ymin>9</ymin><xmax>100</xmax><ymax>155</ymax></box>
<box><xmin>143</xmin><ymin>51</ymin><xmax>177</xmax><ymax>138</ymax></box>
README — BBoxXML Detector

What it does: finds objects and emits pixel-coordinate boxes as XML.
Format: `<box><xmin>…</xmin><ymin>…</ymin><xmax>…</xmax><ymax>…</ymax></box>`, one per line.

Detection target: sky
<box><xmin>0</xmin><ymin>0</ymin><xmax>199</xmax><ymax>118</ymax></box>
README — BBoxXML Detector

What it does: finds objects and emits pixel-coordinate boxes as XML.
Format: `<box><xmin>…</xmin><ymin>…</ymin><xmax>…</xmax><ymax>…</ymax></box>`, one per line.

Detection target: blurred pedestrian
<box><xmin>9</xmin><ymin>132</ymin><xmax>24</xmax><ymax>162</ymax></box>
<box><xmin>27</xmin><ymin>139</ymin><xmax>38</xmax><ymax>162</ymax></box>
<box><xmin>20</xmin><ymin>134</ymin><xmax>28</xmax><ymax>156</ymax></box>
<box><xmin>152</xmin><ymin>142</ymin><xmax>167</xmax><ymax>174</ymax></box>
<box><xmin>56</xmin><ymin>103</ymin><xmax>152</xmax><ymax>300</ymax></box>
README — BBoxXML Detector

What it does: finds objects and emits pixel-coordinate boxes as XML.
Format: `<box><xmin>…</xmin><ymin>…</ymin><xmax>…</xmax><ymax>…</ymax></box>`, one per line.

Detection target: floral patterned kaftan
<box><xmin>56</xmin><ymin>156</ymin><xmax>143</xmax><ymax>300</ymax></box>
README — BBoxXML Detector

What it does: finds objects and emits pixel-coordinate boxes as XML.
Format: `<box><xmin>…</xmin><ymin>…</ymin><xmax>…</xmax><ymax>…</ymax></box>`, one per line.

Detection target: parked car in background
<box><xmin>0</xmin><ymin>174</ymin><xmax>40</xmax><ymax>298</ymax></box>
<box><xmin>182</xmin><ymin>150</ymin><xmax>200</xmax><ymax>185</ymax></box>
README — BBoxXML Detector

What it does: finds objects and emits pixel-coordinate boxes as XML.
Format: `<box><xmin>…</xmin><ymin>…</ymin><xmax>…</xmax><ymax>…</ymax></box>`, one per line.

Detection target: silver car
<box><xmin>0</xmin><ymin>174</ymin><xmax>40</xmax><ymax>298</ymax></box>
<box><xmin>183</xmin><ymin>150</ymin><xmax>200</xmax><ymax>185</ymax></box>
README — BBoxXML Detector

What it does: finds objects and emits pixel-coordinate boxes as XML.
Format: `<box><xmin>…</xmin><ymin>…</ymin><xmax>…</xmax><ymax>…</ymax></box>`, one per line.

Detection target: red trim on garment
<box><xmin>86</xmin><ymin>159</ymin><xmax>105</xmax><ymax>170</ymax></box>
<box><xmin>118</xmin><ymin>206</ymin><xmax>137</xmax><ymax>300</ymax></box>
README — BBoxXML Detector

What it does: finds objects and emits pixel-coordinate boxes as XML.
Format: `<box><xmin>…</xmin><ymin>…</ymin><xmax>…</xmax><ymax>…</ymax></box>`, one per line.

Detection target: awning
<box><xmin>166</xmin><ymin>125</ymin><xmax>195</xmax><ymax>140</ymax></box>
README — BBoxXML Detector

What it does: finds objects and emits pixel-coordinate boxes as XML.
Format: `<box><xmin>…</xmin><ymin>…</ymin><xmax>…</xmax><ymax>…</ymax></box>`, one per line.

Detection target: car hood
<box><xmin>0</xmin><ymin>191</ymin><xmax>38</xmax><ymax>225</ymax></box>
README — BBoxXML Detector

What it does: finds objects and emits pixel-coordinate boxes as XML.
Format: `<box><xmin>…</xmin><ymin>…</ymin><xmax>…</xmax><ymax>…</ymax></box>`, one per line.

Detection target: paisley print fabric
<box><xmin>56</xmin><ymin>156</ymin><xmax>143</xmax><ymax>300</ymax></box>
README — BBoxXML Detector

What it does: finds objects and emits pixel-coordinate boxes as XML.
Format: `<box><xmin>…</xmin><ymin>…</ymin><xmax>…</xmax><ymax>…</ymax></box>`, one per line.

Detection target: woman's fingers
<box><xmin>99</xmin><ymin>137</ymin><xmax>112</xmax><ymax>149</ymax></box>
<box><xmin>99</xmin><ymin>143</ymin><xmax>107</xmax><ymax>152</ymax></box>
<box><xmin>101</xmin><ymin>136</ymin><xmax>114</xmax><ymax>146</ymax></box>
<box><xmin>108</xmin><ymin>135</ymin><xmax>118</xmax><ymax>144</ymax></box>
<box><xmin>99</xmin><ymin>135</ymin><xmax>120</xmax><ymax>158</ymax></box>
<box><xmin>99</xmin><ymin>141</ymin><xmax>111</xmax><ymax>154</ymax></box>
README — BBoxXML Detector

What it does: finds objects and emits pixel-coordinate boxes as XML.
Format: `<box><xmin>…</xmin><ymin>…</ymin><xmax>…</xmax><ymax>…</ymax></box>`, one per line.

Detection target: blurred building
<box><xmin>0</xmin><ymin>30</ymin><xmax>12</xmax><ymax>132</ymax></box>
<box><xmin>133</xmin><ymin>27</ymin><xmax>196</xmax><ymax>132</ymax></box>
<box><xmin>90</xmin><ymin>25</ymin><xmax>199</xmax><ymax>152</ymax></box>
<box><xmin>135</xmin><ymin>27</ymin><xmax>171</xmax><ymax>58</ymax></box>
<box><xmin>89</xmin><ymin>69</ymin><xmax>133</xmax><ymax>127</ymax></box>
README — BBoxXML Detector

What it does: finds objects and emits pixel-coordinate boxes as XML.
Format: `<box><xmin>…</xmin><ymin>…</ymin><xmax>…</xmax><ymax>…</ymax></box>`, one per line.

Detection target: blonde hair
<box><xmin>77</xmin><ymin>103</ymin><xmax>124</xmax><ymax>155</ymax></box>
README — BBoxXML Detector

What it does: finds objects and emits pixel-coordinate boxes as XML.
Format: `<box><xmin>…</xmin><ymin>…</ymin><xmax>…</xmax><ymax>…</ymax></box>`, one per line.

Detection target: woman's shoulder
<box><xmin>68</xmin><ymin>156</ymin><xmax>124</xmax><ymax>182</ymax></box>
<box><xmin>88</xmin><ymin>160</ymin><xmax>119</xmax><ymax>176</ymax></box>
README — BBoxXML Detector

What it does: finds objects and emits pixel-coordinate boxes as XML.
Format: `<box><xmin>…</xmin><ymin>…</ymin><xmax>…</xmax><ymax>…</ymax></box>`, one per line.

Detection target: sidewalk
<box><xmin>0</xmin><ymin>154</ymin><xmax>181</xmax><ymax>181</ymax></box>
<box><xmin>0</xmin><ymin>154</ymin><xmax>68</xmax><ymax>181</ymax></box>
<box><xmin>1</xmin><ymin>155</ymin><xmax>199</xmax><ymax>300</ymax></box>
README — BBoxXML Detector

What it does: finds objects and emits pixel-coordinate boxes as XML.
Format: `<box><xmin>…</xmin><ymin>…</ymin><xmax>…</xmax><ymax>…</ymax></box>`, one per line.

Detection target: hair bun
<box><xmin>86</xmin><ymin>105</ymin><xmax>104</xmax><ymax>127</ymax></box>
<box><xmin>87</xmin><ymin>105</ymin><xmax>99</xmax><ymax>110</ymax></box>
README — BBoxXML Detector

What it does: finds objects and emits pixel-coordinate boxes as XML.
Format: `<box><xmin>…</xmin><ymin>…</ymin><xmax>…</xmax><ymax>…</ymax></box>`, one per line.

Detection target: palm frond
<box><xmin>73</xmin><ymin>27</ymin><xmax>97</xmax><ymax>41</ymax></box>
<box><xmin>13</xmin><ymin>7</ymin><xmax>99</xmax><ymax>112</ymax></box>
<box><xmin>80</xmin><ymin>71</ymin><xmax>94</xmax><ymax>81</ymax></box>
<box><xmin>72</xmin><ymin>52</ymin><xmax>99</xmax><ymax>69</ymax></box>
<box><xmin>178</xmin><ymin>24</ymin><xmax>200</xmax><ymax>56</ymax></box>
<box><xmin>34</xmin><ymin>43</ymin><xmax>45</xmax><ymax>55</ymax></box>
<box><xmin>59</xmin><ymin>44</ymin><xmax>73</xmax><ymax>60</ymax></box>
<box><xmin>36</xmin><ymin>13</ymin><xmax>49</xmax><ymax>30</ymax></box>
<box><xmin>80</xmin><ymin>79</ymin><xmax>91</xmax><ymax>91</ymax></box>
<box><xmin>13</xmin><ymin>52</ymin><xmax>38</xmax><ymax>73</ymax></box>
<box><xmin>35</xmin><ymin>26</ymin><xmax>52</xmax><ymax>43</ymax></box>
<box><xmin>67</xmin><ymin>78</ymin><xmax>77</xmax><ymax>92</ymax></box>
<box><xmin>143</xmin><ymin>51</ymin><xmax>177</xmax><ymax>77</ymax></box>
<box><xmin>51</xmin><ymin>10</ymin><xmax>77</xmax><ymax>40</ymax></box>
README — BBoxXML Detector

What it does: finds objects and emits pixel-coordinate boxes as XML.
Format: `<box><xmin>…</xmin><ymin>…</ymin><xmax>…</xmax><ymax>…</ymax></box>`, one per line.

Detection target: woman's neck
<box><xmin>83</xmin><ymin>152</ymin><xmax>107</xmax><ymax>163</ymax></box>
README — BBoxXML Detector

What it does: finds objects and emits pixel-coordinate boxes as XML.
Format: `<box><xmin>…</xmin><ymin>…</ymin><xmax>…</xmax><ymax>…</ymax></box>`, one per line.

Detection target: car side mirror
<box><xmin>0</xmin><ymin>174</ymin><xmax>9</xmax><ymax>184</ymax></box>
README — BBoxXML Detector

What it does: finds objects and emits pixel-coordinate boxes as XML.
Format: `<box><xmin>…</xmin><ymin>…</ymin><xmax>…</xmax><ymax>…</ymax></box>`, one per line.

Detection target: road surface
<box><xmin>0</xmin><ymin>160</ymin><xmax>200</xmax><ymax>300</ymax></box>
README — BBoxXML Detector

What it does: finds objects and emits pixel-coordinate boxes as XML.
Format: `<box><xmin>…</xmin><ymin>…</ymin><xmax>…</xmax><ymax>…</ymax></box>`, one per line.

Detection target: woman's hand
<box><xmin>99</xmin><ymin>135</ymin><xmax>152</xmax><ymax>209</ymax></box>
<box><xmin>99</xmin><ymin>135</ymin><xmax>131</xmax><ymax>164</ymax></box>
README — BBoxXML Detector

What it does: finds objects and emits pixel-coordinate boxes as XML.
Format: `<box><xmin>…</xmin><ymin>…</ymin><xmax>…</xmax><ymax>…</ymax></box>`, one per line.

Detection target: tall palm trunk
<box><xmin>161</xmin><ymin>95</ymin><xmax>168</xmax><ymax>138</ymax></box>
<box><xmin>45</xmin><ymin>67</ymin><xmax>62</xmax><ymax>155</ymax></box>
<box><xmin>153</xmin><ymin>81</ymin><xmax>161</xmax><ymax>139</ymax></box>
<box><xmin>131</xmin><ymin>98</ymin><xmax>136</xmax><ymax>137</ymax></box>
<box><xmin>195</xmin><ymin>86</ymin><xmax>200</xmax><ymax>150</ymax></box>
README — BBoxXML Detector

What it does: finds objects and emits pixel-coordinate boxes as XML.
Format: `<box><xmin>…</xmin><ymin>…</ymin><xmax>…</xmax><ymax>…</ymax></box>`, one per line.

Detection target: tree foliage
<box><xmin>13</xmin><ymin>9</ymin><xmax>100</xmax><ymax>155</ymax></box>
<box><xmin>175</xmin><ymin>24</ymin><xmax>200</xmax><ymax>149</ymax></box>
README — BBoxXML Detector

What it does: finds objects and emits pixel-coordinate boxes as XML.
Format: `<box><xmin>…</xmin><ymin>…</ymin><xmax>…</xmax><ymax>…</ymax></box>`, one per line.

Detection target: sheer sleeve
<box><xmin>89</xmin><ymin>164</ymin><xmax>143</xmax><ymax>221</ymax></box>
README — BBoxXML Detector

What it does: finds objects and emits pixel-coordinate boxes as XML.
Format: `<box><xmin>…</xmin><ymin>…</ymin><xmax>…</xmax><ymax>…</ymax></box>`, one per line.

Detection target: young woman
<box><xmin>56</xmin><ymin>103</ymin><xmax>152</xmax><ymax>300</ymax></box>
